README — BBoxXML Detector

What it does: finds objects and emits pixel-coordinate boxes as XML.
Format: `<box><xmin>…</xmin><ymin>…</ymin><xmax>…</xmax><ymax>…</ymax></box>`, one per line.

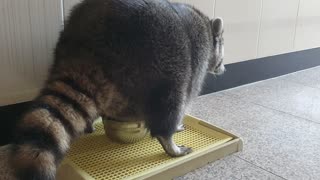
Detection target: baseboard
<box><xmin>200</xmin><ymin>47</ymin><xmax>320</xmax><ymax>95</ymax></box>
<box><xmin>1</xmin><ymin>48</ymin><xmax>320</xmax><ymax>145</ymax></box>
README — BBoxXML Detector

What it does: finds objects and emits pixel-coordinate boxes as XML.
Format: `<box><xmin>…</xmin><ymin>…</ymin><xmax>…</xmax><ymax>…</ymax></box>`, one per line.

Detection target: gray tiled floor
<box><xmin>178</xmin><ymin>66</ymin><xmax>320</xmax><ymax>180</ymax></box>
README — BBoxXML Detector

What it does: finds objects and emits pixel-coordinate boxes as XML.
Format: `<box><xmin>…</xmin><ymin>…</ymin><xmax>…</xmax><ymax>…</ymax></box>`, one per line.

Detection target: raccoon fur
<box><xmin>10</xmin><ymin>0</ymin><xmax>225</xmax><ymax>179</ymax></box>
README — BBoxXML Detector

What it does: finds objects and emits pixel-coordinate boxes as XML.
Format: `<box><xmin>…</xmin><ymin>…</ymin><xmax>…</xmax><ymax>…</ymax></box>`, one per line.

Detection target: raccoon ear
<box><xmin>211</xmin><ymin>17</ymin><xmax>223</xmax><ymax>36</ymax></box>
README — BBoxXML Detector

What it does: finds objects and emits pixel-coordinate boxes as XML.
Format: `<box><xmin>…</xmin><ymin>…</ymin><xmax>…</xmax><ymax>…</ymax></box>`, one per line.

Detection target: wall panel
<box><xmin>215</xmin><ymin>0</ymin><xmax>262</xmax><ymax>64</ymax></box>
<box><xmin>258</xmin><ymin>0</ymin><xmax>300</xmax><ymax>57</ymax></box>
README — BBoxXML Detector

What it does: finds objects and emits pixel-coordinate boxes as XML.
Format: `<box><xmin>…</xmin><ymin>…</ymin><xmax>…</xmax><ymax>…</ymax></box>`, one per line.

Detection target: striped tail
<box><xmin>11</xmin><ymin>77</ymin><xmax>99</xmax><ymax>180</ymax></box>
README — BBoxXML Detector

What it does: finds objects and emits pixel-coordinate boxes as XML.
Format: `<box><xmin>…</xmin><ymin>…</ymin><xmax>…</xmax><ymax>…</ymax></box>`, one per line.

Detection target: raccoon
<box><xmin>9</xmin><ymin>0</ymin><xmax>225</xmax><ymax>179</ymax></box>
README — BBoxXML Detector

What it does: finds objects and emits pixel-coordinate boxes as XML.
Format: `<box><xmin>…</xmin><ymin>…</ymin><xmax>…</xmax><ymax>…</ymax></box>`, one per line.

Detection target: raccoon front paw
<box><xmin>157</xmin><ymin>136</ymin><xmax>192</xmax><ymax>157</ymax></box>
<box><xmin>165</xmin><ymin>145</ymin><xmax>192</xmax><ymax>157</ymax></box>
<box><xmin>174</xmin><ymin>145</ymin><xmax>193</xmax><ymax>157</ymax></box>
<box><xmin>176</xmin><ymin>124</ymin><xmax>185</xmax><ymax>132</ymax></box>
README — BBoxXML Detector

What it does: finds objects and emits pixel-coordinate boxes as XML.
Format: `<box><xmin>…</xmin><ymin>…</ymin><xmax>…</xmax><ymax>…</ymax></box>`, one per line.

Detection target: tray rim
<box><xmin>57</xmin><ymin>114</ymin><xmax>243</xmax><ymax>180</ymax></box>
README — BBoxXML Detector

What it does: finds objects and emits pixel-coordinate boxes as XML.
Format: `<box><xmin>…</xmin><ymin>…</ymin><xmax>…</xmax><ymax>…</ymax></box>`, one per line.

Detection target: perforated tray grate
<box><xmin>57</xmin><ymin>115</ymin><xmax>242</xmax><ymax>180</ymax></box>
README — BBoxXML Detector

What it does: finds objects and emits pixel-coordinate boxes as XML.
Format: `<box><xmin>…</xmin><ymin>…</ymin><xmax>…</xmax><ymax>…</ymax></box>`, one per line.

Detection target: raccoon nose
<box><xmin>214</xmin><ymin>64</ymin><xmax>226</xmax><ymax>75</ymax></box>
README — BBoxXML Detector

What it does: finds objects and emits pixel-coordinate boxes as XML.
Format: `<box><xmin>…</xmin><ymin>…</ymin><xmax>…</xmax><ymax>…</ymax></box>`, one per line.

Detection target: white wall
<box><xmin>172</xmin><ymin>0</ymin><xmax>215</xmax><ymax>18</ymax></box>
<box><xmin>295</xmin><ymin>0</ymin><xmax>320</xmax><ymax>51</ymax></box>
<box><xmin>63</xmin><ymin>0</ymin><xmax>81</xmax><ymax>19</ymax></box>
<box><xmin>0</xmin><ymin>0</ymin><xmax>63</xmax><ymax>106</ymax></box>
<box><xmin>258</xmin><ymin>0</ymin><xmax>299</xmax><ymax>58</ymax></box>
<box><xmin>214</xmin><ymin>0</ymin><xmax>320</xmax><ymax>64</ymax></box>
<box><xmin>0</xmin><ymin>0</ymin><xmax>319</xmax><ymax>105</ymax></box>
<box><xmin>215</xmin><ymin>0</ymin><xmax>262</xmax><ymax>64</ymax></box>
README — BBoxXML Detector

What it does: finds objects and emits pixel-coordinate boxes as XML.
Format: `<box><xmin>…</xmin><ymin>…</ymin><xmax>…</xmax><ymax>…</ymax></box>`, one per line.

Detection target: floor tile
<box><xmin>223</xmin><ymin>78</ymin><xmax>320</xmax><ymax>124</ymax></box>
<box><xmin>176</xmin><ymin>156</ymin><xmax>283</xmax><ymax>180</ymax></box>
<box><xmin>279</xmin><ymin>66</ymin><xmax>320</xmax><ymax>89</ymax></box>
<box><xmin>187</xmin><ymin>92</ymin><xmax>320</xmax><ymax>180</ymax></box>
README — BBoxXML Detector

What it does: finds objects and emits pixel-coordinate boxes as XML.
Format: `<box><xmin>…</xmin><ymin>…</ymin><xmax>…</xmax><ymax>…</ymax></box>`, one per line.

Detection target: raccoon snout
<box><xmin>214</xmin><ymin>64</ymin><xmax>226</xmax><ymax>75</ymax></box>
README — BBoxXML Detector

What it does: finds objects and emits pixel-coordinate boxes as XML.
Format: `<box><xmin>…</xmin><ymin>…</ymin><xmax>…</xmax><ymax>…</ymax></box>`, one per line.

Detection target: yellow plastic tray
<box><xmin>56</xmin><ymin>115</ymin><xmax>243</xmax><ymax>180</ymax></box>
